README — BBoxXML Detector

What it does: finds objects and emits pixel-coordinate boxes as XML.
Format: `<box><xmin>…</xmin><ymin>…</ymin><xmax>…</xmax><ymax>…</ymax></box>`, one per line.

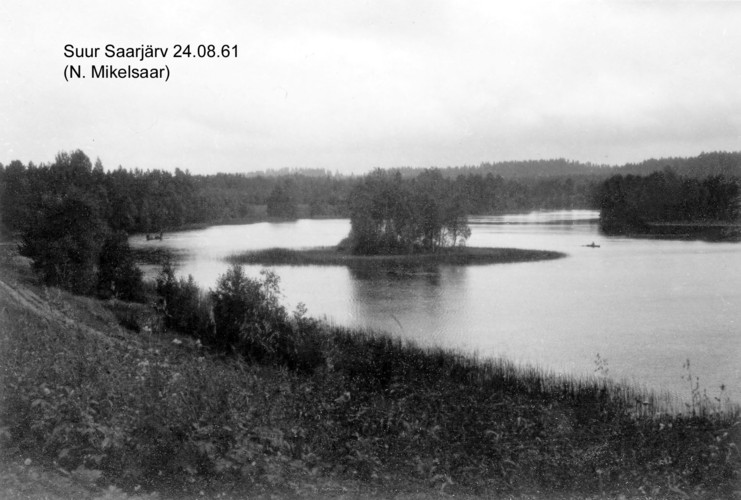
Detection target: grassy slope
<box><xmin>1</xmin><ymin>246</ymin><xmax>739</xmax><ymax>499</ymax></box>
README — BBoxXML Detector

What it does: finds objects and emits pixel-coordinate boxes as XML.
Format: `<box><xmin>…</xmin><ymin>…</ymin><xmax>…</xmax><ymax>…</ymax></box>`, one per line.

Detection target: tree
<box><xmin>597</xmin><ymin>172</ymin><xmax>740</xmax><ymax>233</ymax></box>
<box><xmin>19</xmin><ymin>195</ymin><xmax>107</xmax><ymax>294</ymax></box>
<box><xmin>266</xmin><ymin>182</ymin><xmax>298</xmax><ymax>218</ymax></box>
<box><xmin>97</xmin><ymin>231</ymin><xmax>144</xmax><ymax>301</ymax></box>
<box><xmin>1</xmin><ymin>160</ymin><xmax>31</xmax><ymax>231</ymax></box>
<box><xmin>348</xmin><ymin>169</ymin><xmax>471</xmax><ymax>254</ymax></box>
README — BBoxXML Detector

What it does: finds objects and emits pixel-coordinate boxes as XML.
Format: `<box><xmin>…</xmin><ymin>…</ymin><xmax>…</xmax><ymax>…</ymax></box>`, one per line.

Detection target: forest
<box><xmin>0</xmin><ymin>151</ymin><xmax>604</xmax><ymax>238</ymax></box>
<box><xmin>403</xmin><ymin>151</ymin><xmax>741</xmax><ymax>180</ymax></box>
<box><xmin>597</xmin><ymin>169</ymin><xmax>740</xmax><ymax>233</ymax></box>
<box><xmin>0</xmin><ymin>151</ymin><xmax>351</xmax><ymax>234</ymax></box>
<box><xmin>4</xmin><ymin>151</ymin><xmax>740</xmax><ymax>239</ymax></box>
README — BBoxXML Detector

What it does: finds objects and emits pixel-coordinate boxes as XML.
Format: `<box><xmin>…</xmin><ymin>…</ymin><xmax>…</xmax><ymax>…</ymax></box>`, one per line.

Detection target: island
<box><xmin>228</xmin><ymin>245</ymin><xmax>565</xmax><ymax>266</ymax></box>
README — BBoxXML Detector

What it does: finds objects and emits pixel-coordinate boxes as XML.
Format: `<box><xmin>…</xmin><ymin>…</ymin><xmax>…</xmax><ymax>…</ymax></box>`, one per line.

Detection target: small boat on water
<box><xmin>583</xmin><ymin>242</ymin><xmax>600</xmax><ymax>248</ymax></box>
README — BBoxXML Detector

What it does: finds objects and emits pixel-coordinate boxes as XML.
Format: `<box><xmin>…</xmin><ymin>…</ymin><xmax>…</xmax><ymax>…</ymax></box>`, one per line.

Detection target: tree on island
<box><xmin>347</xmin><ymin>169</ymin><xmax>471</xmax><ymax>254</ymax></box>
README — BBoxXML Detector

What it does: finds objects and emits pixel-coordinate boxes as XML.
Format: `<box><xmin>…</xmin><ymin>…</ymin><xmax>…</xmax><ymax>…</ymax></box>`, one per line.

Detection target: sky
<box><xmin>1</xmin><ymin>0</ymin><xmax>740</xmax><ymax>175</ymax></box>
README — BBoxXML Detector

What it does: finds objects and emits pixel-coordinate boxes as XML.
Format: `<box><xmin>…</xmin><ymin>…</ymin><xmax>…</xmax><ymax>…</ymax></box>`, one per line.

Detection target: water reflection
<box><xmin>346</xmin><ymin>262</ymin><xmax>442</xmax><ymax>284</ymax></box>
<box><xmin>346</xmin><ymin>264</ymin><xmax>469</xmax><ymax>347</ymax></box>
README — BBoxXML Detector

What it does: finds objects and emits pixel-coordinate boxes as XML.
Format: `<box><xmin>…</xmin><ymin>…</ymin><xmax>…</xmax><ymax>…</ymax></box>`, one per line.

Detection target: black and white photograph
<box><xmin>1</xmin><ymin>1</ymin><xmax>739</xmax><ymax>498</ymax></box>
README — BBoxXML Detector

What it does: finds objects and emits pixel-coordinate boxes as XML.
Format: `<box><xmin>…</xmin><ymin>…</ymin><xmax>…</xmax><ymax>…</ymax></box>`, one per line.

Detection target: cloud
<box><xmin>2</xmin><ymin>0</ymin><xmax>740</xmax><ymax>172</ymax></box>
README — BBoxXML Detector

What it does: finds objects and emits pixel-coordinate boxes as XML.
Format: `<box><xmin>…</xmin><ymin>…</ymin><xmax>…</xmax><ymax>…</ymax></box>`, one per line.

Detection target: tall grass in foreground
<box><xmin>1</xmin><ymin>267</ymin><xmax>739</xmax><ymax>498</ymax></box>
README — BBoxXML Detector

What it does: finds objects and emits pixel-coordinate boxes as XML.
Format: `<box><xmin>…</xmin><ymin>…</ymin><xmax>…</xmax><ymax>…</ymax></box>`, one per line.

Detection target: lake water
<box><xmin>131</xmin><ymin>210</ymin><xmax>740</xmax><ymax>404</ymax></box>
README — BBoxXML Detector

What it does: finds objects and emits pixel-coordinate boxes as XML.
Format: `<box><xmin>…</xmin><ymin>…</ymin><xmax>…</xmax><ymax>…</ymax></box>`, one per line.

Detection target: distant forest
<box><xmin>0</xmin><ymin>151</ymin><xmax>352</xmax><ymax>234</ymax></box>
<box><xmin>597</xmin><ymin>170</ymin><xmax>740</xmax><ymax>233</ymax></box>
<box><xmin>1</xmin><ymin>150</ymin><xmax>740</xmax><ymax>235</ymax></box>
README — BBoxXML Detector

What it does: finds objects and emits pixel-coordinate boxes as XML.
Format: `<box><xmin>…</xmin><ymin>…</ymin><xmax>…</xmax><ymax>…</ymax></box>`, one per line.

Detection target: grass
<box><xmin>227</xmin><ymin>246</ymin><xmax>566</xmax><ymax>267</ymax></box>
<box><xmin>1</xmin><ymin>247</ymin><xmax>739</xmax><ymax>499</ymax></box>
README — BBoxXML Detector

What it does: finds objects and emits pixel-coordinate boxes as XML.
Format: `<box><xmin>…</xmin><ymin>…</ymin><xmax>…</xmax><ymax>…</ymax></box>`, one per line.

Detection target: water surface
<box><xmin>131</xmin><ymin>211</ymin><xmax>740</xmax><ymax>403</ymax></box>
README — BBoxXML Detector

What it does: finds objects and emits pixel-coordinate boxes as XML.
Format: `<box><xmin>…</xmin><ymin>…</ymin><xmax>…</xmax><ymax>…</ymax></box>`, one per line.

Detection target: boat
<box><xmin>584</xmin><ymin>242</ymin><xmax>600</xmax><ymax>248</ymax></box>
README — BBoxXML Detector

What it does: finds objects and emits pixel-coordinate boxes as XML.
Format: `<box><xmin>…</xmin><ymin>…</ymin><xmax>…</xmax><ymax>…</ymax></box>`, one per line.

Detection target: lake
<box><xmin>131</xmin><ymin>210</ymin><xmax>741</xmax><ymax>404</ymax></box>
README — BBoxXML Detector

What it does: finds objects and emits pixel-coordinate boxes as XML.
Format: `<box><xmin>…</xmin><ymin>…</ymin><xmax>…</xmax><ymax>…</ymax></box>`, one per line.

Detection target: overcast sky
<box><xmin>1</xmin><ymin>1</ymin><xmax>740</xmax><ymax>175</ymax></box>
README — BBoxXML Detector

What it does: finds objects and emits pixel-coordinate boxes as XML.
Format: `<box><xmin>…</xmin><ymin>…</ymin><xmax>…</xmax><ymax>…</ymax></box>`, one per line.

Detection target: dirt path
<box><xmin>0</xmin><ymin>277</ymin><xmax>58</xmax><ymax>320</ymax></box>
<box><xmin>0</xmin><ymin>273</ymin><xmax>128</xmax><ymax>353</ymax></box>
<box><xmin>0</xmin><ymin>458</ymin><xmax>104</xmax><ymax>500</ymax></box>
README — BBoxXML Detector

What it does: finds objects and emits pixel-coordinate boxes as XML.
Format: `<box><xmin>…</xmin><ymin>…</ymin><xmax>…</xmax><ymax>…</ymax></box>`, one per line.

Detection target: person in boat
<box><xmin>146</xmin><ymin>232</ymin><xmax>164</xmax><ymax>241</ymax></box>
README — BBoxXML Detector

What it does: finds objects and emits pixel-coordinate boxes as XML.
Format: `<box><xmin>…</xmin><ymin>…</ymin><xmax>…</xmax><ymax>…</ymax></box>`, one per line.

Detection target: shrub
<box><xmin>209</xmin><ymin>265</ymin><xmax>288</xmax><ymax>358</ymax></box>
<box><xmin>155</xmin><ymin>260</ymin><xmax>213</xmax><ymax>338</ymax></box>
<box><xmin>154</xmin><ymin>263</ymin><xmax>325</xmax><ymax>372</ymax></box>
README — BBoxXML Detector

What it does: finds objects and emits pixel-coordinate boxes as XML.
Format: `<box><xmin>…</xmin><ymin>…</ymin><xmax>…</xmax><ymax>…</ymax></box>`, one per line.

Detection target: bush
<box><xmin>156</xmin><ymin>261</ymin><xmax>324</xmax><ymax>372</ymax></box>
<box><xmin>210</xmin><ymin>265</ymin><xmax>288</xmax><ymax>358</ymax></box>
<box><xmin>155</xmin><ymin>260</ymin><xmax>213</xmax><ymax>337</ymax></box>
<box><xmin>154</xmin><ymin>263</ymin><xmax>326</xmax><ymax>371</ymax></box>
<box><xmin>202</xmin><ymin>264</ymin><xmax>322</xmax><ymax>371</ymax></box>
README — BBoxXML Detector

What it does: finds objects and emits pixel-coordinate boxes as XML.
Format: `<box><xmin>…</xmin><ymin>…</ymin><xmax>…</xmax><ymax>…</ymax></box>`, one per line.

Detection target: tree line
<box><xmin>597</xmin><ymin>169</ymin><xmax>740</xmax><ymax>232</ymax></box>
<box><xmin>396</xmin><ymin>151</ymin><xmax>741</xmax><ymax>180</ymax></box>
<box><xmin>615</xmin><ymin>151</ymin><xmax>741</xmax><ymax>179</ymax></box>
<box><xmin>0</xmin><ymin>151</ymin><xmax>352</xmax><ymax>235</ymax></box>
<box><xmin>0</xmin><ymin>150</ymin><xmax>608</xmax><ymax>240</ymax></box>
<box><xmin>3</xmin><ymin>151</ymin><xmax>740</xmax><ymax>237</ymax></box>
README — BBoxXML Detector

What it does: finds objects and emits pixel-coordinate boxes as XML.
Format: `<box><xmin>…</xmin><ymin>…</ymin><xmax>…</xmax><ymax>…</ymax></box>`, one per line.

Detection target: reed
<box><xmin>227</xmin><ymin>246</ymin><xmax>566</xmax><ymax>267</ymax></box>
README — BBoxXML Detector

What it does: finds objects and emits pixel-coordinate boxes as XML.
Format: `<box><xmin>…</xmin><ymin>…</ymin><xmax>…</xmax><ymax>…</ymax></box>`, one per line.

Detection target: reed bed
<box><xmin>227</xmin><ymin>246</ymin><xmax>566</xmax><ymax>267</ymax></box>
